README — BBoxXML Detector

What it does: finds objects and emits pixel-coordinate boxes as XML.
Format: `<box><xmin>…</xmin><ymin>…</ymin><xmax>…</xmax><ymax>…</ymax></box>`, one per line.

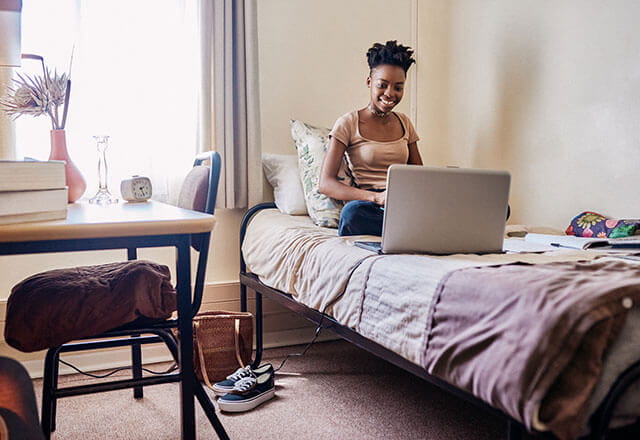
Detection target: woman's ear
<box><xmin>366</xmin><ymin>75</ymin><xmax>371</xmax><ymax>88</ymax></box>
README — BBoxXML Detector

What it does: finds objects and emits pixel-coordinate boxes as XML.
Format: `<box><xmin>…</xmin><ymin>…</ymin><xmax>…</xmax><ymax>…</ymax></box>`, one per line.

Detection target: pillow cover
<box><xmin>290</xmin><ymin>119</ymin><xmax>344</xmax><ymax>228</ymax></box>
<box><xmin>262</xmin><ymin>153</ymin><xmax>307</xmax><ymax>215</ymax></box>
<box><xmin>565</xmin><ymin>211</ymin><xmax>640</xmax><ymax>238</ymax></box>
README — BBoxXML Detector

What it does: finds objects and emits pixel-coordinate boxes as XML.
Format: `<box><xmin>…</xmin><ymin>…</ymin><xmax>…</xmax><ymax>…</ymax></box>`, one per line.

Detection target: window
<box><xmin>16</xmin><ymin>0</ymin><xmax>199</xmax><ymax>201</ymax></box>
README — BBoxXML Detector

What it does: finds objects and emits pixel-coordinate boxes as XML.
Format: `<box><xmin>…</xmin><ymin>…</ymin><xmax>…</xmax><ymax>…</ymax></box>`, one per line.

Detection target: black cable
<box><xmin>274</xmin><ymin>253</ymin><xmax>378</xmax><ymax>372</ymax></box>
<box><xmin>58</xmin><ymin>358</ymin><xmax>178</xmax><ymax>379</ymax></box>
<box><xmin>274</xmin><ymin>319</ymin><xmax>324</xmax><ymax>372</ymax></box>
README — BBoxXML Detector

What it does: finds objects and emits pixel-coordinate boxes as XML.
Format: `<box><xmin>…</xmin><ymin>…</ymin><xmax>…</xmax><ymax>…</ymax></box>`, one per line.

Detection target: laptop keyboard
<box><xmin>354</xmin><ymin>241</ymin><xmax>382</xmax><ymax>253</ymax></box>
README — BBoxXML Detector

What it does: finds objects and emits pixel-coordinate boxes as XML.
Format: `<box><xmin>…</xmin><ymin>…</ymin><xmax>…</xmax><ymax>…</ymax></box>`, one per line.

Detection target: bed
<box><xmin>238</xmin><ymin>203</ymin><xmax>640</xmax><ymax>440</ymax></box>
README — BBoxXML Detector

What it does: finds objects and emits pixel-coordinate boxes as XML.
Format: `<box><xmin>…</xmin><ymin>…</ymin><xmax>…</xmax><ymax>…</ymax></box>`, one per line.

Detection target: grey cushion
<box><xmin>177</xmin><ymin>166</ymin><xmax>210</xmax><ymax>213</ymax></box>
<box><xmin>177</xmin><ymin>165</ymin><xmax>211</xmax><ymax>252</ymax></box>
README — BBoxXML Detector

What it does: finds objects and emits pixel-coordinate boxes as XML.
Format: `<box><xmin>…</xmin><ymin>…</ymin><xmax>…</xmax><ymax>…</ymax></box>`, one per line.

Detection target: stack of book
<box><xmin>0</xmin><ymin>160</ymin><xmax>68</xmax><ymax>225</ymax></box>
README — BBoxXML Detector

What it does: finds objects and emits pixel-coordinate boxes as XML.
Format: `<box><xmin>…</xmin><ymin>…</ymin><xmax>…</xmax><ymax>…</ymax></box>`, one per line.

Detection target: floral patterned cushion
<box><xmin>290</xmin><ymin>119</ymin><xmax>344</xmax><ymax>228</ymax></box>
<box><xmin>566</xmin><ymin>211</ymin><xmax>640</xmax><ymax>238</ymax></box>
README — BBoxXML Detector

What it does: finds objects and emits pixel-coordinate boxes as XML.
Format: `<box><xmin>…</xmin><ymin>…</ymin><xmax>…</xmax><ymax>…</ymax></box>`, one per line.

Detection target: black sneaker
<box><xmin>217</xmin><ymin>369</ymin><xmax>275</xmax><ymax>412</ymax></box>
<box><xmin>212</xmin><ymin>363</ymin><xmax>273</xmax><ymax>397</ymax></box>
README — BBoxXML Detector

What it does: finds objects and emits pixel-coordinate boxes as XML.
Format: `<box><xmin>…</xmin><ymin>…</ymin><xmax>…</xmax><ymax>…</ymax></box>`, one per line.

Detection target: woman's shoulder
<box><xmin>393</xmin><ymin>111</ymin><xmax>413</xmax><ymax>125</ymax></box>
<box><xmin>334</xmin><ymin>109</ymin><xmax>359</xmax><ymax>126</ymax></box>
<box><xmin>331</xmin><ymin>109</ymin><xmax>360</xmax><ymax>137</ymax></box>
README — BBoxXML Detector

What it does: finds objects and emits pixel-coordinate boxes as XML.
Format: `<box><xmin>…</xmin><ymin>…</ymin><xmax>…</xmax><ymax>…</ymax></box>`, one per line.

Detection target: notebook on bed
<box><xmin>355</xmin><ymin>165</ymin><xmax>511</xmax><ymax>255</ymax></box>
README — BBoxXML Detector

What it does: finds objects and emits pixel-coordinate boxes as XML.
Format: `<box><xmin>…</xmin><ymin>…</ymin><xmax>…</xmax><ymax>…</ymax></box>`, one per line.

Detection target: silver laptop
<box><xmin>355</xmin><ymin>165</ymin><xmax>511</xmax><ymax>254</ymax></box>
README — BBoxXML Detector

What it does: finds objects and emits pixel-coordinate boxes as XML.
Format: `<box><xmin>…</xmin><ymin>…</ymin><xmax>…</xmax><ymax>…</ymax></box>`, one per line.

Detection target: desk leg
<box><xmin>128</xmin><ymin>247</ymin><xmax>143</xmax><ymax>399</ymax></box>
<box><xmin>176</xmin><ymin>239</ymin><xmax>196</xmax><ymax>440</ymax></box>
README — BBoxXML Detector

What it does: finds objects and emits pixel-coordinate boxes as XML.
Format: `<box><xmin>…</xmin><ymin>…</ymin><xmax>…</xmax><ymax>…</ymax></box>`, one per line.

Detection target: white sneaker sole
<box><xmin>218</xmin><ymin>388</ymin><xmax>275</xmax><ymax>412</ymax></box>
<box><xmin>212</xmin><ymin>386</ymin><xmax>231</xmax><ymax>397</ymax></box>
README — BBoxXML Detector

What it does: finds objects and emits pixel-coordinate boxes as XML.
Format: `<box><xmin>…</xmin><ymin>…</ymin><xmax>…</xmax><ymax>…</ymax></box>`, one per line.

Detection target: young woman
<box><xmin>319</xmin><ymin>40</ymin><xmax>422</xmax><ymax>236</ymax></box>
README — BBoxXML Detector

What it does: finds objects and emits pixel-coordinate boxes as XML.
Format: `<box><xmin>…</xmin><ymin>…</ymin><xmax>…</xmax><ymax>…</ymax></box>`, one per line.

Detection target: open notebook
<box><xmin>525</xmin><ymin>233</ymin><xmax>640</xmax><ymax>250</ymax></box>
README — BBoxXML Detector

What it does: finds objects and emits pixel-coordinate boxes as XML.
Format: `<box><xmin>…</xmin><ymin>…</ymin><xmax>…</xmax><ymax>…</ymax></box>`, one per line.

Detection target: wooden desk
<box><xmin>0</xmin><ymin>200</ymin><xmax>214</xmax><ymax>243</ymax></box>
<box><xmin>0</xmin><ymin>201</ymin><xmax>217</xmax><ymax>440</ymax></box>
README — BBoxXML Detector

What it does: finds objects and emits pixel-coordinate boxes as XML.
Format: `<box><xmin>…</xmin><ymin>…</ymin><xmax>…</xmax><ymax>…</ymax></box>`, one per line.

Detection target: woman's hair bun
<box><xmin>366</xmin><ymin>40</ymin><xmax>415</xmax><ymax>73</ymax></box>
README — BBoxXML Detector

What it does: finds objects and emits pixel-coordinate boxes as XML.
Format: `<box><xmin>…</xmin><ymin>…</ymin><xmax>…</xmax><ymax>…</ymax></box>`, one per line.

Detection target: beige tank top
<box><xmin>329</xmin><ymin>109</ymin><xmax>419</xmax><ymax>190</ymax></box>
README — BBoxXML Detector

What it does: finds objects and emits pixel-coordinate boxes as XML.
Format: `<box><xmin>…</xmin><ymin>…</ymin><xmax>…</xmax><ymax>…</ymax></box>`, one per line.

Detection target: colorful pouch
<box><xmin>566</xmin><ymin>211</ymin><xmax>640</xmax><ymax>238</ymax></box>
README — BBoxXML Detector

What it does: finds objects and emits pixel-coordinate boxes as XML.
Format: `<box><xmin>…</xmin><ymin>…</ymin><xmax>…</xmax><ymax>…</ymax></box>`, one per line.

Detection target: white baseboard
<box><xmin>20</xmin><ymin>326</ymin><xmax>337</xmax><ymax>379</ymax></box>
<box><xmin>21</xmin><ymin>344</ymin><xmax>174</xmax><ymax>379</ymax></box>
<box><xmin>3</xmin><ymin>280</ymin><xmax>338</xmax><ymax>378</ymax></box>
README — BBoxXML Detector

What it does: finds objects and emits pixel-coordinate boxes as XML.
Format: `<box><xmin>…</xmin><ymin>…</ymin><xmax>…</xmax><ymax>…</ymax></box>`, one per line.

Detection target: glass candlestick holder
<box><xmin>88</xmin><ymin>135</ymin><xmax>119</xmax><ymax>205</ymax></box>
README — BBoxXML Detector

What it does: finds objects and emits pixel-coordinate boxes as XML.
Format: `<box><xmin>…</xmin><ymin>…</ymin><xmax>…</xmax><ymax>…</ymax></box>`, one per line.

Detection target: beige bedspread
<box><xmin>243</xmin><ymin>209</ymin><xmax>605</xmax><ymax>317</ymax></box>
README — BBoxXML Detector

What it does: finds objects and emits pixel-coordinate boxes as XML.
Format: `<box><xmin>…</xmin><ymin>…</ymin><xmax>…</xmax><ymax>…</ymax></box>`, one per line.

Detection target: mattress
<box><xmin>242</xmin><ymin>209</ymin><xmax>640</xmax><ymax>438</ymax></box>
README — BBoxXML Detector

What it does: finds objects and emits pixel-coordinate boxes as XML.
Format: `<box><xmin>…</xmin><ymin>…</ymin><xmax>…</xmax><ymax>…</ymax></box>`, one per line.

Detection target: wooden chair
<box><xmin>37</xmin><ymin>151</ymin><xmax>229</xmax><ymax>439</ymax></box>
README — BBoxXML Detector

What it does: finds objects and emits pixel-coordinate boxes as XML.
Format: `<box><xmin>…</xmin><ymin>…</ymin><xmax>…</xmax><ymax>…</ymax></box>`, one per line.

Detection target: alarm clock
<box><xmin>120</xmin><ymin>175</ymin><xmax>152</xmax><ymax>202</ymax></box>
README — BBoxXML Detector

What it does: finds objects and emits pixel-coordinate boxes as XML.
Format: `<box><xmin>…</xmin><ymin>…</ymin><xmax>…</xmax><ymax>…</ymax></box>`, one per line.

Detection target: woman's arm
<box><xmin>408</xmin><ymin>142</ymin><xmax>423</xmax><ymax>165</ymax></box>
<box><xmin>319</xmin><ymin>137</ymin><xmax>384</xmax><ymax>204</ymax></box>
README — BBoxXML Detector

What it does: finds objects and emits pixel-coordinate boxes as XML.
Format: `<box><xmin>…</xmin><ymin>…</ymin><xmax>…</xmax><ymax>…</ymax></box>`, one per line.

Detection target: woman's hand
<box><xmin>372</xmin><ymin>190</ymin><xmax>386</xmax><ymax>206</ymax></box>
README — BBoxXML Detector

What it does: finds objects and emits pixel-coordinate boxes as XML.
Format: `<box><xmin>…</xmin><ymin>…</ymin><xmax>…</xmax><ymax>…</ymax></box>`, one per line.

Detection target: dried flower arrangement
<box><xmin>0</xmin><ymin>54</ymin><xmax>71</xmax><ymax>130</ymax></box>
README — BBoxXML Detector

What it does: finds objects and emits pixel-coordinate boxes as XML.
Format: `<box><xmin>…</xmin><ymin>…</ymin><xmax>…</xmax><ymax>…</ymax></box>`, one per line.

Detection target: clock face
<box><xmin>132</xmin><ymin>178</ymin><xmax>151</xmax><ymax>199</ymax></box>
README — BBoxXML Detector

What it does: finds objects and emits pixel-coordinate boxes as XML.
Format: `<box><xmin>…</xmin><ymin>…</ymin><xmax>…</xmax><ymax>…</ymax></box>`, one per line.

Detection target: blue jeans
<box><xmin>338</xmin><ymin>199</ymin><xmax>510</xmax><ymax>237</ymax></box>
<box><xmin>338</xmin><ymin>200</ymin><xmax>384</xmax><ymax>236</ymax></box>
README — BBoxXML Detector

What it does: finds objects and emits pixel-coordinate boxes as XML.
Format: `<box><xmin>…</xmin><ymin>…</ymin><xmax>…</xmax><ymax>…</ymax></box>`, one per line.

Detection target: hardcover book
<box><xmin>0</xmin><ymin>209</ymin><xmax>68</xmax><ymax>225</ymax></box>
<box><xmin>0</xmin><ymin>188</ymin><xmax>68</xmax><ymax>218</ymax></box>
<box><xmin>0</xmin><ymin>160</ymin><xmax>66</xmax><ymax>192</ymax></box>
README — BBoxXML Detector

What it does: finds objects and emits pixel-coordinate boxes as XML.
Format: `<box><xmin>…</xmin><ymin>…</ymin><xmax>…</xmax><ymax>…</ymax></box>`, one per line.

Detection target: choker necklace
<box><xmin>367</xmin><ymin>104</ymin><xmax>390</xmax><ymax>118</ymax></box>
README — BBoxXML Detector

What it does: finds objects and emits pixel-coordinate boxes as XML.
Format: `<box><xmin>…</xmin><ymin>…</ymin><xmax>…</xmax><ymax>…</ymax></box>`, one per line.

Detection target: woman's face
<box><xmin>367</xmin><ymin>64</ymin><xmax>406</xmax><ymax>114</ymax></box>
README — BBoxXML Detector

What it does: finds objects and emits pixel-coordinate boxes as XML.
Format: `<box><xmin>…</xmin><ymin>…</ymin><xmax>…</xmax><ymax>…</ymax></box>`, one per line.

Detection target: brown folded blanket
<box><xmin>424</xmin><ymin>259</ymin><xmax>640</xmax><ymax>440</ymax></box>
<box><xmin>4</xmin><ymin>260</ymin><xmax>176</xmax><ymax>352</ymax></box>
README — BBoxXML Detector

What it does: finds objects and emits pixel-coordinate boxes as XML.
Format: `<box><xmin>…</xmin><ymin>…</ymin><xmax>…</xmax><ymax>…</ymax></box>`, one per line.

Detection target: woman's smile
<box><xmin>380</xmin><ymin>98</ymin><xmax>396</xmax><ymax>112</ymax></box>
<box><xmin>379</xmin><ymin>97</ymin><xmax>396</xmax><ymax>107</ymax></box>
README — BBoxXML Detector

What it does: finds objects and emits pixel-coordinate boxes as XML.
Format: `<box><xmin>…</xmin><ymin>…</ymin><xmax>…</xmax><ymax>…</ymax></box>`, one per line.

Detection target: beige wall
<box><xmin>416</xmin><ymin>0</ymin><xmax>640</xmax><ymax>227</ymax></box>
<box><xmin>257</xmin><ymin>0</ymin><xmax>415</xmax><ymax>152</ymax></box>
<box><xmin>259</xmin><ymin>0</ymin><xmax>640</xmax><ymax>228</ymax></box>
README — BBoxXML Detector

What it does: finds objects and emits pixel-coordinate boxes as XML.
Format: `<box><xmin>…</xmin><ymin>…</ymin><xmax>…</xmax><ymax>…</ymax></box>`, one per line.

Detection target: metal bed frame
<box><xmin>239</xmin><ymin>202</ymin><xmax>640</xmax><ymax>440</ymax></box>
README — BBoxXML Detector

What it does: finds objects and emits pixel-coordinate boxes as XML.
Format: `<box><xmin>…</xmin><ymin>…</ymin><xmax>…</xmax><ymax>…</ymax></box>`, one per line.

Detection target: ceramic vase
<box><xmin>49</xmin><ymin>129</ymin><xmax>87</xmax><ymax>203</ymax></box>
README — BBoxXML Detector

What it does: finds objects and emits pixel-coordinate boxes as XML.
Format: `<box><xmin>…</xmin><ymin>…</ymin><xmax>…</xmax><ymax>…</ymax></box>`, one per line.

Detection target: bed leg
<box><xmin>240</xmin><ymin>281</ymin><xmax>263</xmax><ymax>368</ymax></box>
<box><xmin>239</xmin><ymin>203</ymin><xmax>276</xmax><ymax>369</ymax></box>
<box><xmin>507</xmin><ymin>420</ymin><xmax>524</xmax><ymax>440</ymax></box>
<box><xmin>252</xmin><ymin>291</ymin><xmax>263</xmax><ymax>369</ymax></box>
<box><xmin>240</xmin><ymin>283</ymin><xmax>247</xmax><ymax>312</ymax></box>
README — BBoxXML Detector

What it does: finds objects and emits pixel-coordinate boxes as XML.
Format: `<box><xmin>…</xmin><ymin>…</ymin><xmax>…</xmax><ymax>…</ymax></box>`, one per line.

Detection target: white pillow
<box><xmin>262</xmin><ymin>153</ymin><xmax>308</xmax><ymax>215</ymax></box>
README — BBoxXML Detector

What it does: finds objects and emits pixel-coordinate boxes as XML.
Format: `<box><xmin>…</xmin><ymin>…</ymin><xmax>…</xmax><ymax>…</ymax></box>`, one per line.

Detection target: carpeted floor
<box><xmin>33</xmin><ymin>339</ymin><xmax>515</xmax><ymax>439</ymax></box>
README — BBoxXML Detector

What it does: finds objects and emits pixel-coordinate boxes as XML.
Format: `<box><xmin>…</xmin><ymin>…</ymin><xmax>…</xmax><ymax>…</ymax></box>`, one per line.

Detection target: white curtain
<box><xmin>15</xmin><ymin>0</ymin><xmax>200</xmax><ymax>203</ymax></box>
<box><xmin>198</xmin><ymin>0</ymin><xmax>262</xmax><ymax>209</ymax></box>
